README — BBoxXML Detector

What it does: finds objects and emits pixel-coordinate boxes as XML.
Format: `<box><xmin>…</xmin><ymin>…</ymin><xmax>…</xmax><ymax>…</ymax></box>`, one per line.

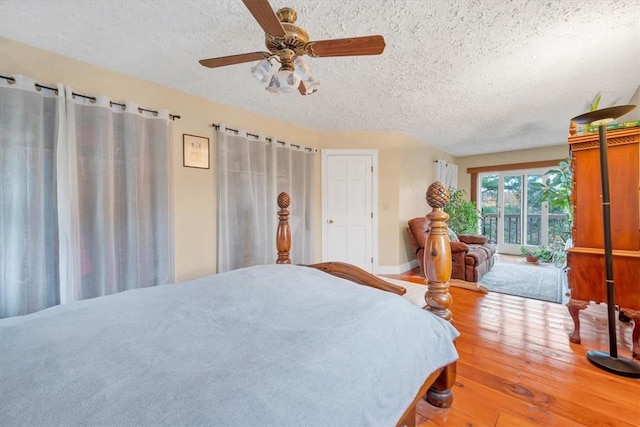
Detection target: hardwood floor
<box><xmin>385</xmin><ymin>263</ymin><xmax>639</xmax><ymax>426</ymax></box>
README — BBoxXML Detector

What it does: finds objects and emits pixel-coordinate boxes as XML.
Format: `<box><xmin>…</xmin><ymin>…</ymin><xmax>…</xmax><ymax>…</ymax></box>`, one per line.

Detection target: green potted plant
<box><xmin>531</xmin><ymin>158</ymin><xmax>573</xmax><ymax>266</ymax></box>
<box><xmin>520</xmin><ymin>245</ymin><xmax>539</xmax><ymax>263</ymax></box>
<box><xmin>444</xmin><ymin>187</ymin><xmax>482</xmax><ymax>235</ymax></box>
<box><xmin>533</xmin><ymin>246</ymin><xmax>556</xmax><ymax>263</ymax></box>
<box><xmin>521</xmin><ymin>244</ymin><xmax>564</xmax><ymax>264</ymax></box>
<box><xmin>534</xmin><ymin>159</ymin><xmax>573</xmax><ymax>224</ymax></box>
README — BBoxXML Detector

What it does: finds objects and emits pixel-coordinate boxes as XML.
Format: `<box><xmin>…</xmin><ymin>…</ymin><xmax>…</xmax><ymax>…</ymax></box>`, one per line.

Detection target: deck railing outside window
<box><xmin>481</xmin><ymin>213</ymin><xmax>570</xmax><ymax>246</ymax></box>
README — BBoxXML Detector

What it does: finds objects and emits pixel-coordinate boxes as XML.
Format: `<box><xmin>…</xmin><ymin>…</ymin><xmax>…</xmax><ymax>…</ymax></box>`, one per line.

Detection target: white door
<box><xmin>322</xmin><ymin>149</ymin><xmax>378</xmax><ymax>273</ymax></box>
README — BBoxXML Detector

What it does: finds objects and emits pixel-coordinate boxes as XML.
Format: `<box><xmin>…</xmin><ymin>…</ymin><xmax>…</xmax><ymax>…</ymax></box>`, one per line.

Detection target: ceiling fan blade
<box><xmin>242</xmin><ymin>0</ymin><xmax>286</xmax><ymax>38</ymax></box>
<box><xmin>199</xmin><ymin>52</ymin><xmax>271</xmax><ymax>68</ymax></box>
<box><xmin>306</xmin><ymin>35</ymin><xmax>386</xmax><ymax>57</ymax></box>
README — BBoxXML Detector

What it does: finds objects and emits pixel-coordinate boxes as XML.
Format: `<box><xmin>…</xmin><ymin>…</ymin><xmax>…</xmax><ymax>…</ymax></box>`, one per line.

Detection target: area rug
<box><xmin>478</xmin><ymin>261</ymin><xmax>563</xmax><ymax>303</ymax></box>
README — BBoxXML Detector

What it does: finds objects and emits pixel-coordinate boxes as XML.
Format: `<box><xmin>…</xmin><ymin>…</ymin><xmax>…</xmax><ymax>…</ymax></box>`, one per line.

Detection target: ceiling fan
<box><xmin>199</xmin><ymin>0</ymin><xmax>386</xmax><ymax>95</ymax></box>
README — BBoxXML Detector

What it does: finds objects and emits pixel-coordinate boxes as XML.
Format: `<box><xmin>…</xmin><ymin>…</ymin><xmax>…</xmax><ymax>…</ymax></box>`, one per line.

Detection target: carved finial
<box><xmin>569</xmin><ymin>121</ymin><xmax>577</xmax><ymax>137</ymax></box>
<box><xmin>427</xmin><ymin>181</ymin><xmax>450</xmax><ymax>209</ymax></box>
<box><xmin>278</xmin><ymin>192</ymin><xmax>290</xmax><ymax>209</ymax></box>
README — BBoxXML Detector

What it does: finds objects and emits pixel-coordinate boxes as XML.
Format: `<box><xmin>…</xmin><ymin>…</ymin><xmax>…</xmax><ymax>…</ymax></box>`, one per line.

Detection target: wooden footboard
<box><xmin>275</xmin><ymin>185</ymin><xmax>457</xmax><ymax>419</ymax></box>
<box><xmin>305</xmin><ymin>261</ymin><xmax>407</xmax><ymax>296</ymax></box>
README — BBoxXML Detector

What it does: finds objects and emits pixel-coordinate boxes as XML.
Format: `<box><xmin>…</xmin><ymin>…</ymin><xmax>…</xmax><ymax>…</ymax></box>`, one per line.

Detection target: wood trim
<box><xmin>466</xmin><ymin>159</ymin><xmax>565</xmax><ymax>175</ymax></box>
<box><xmin>568</xmin><ymin>126</ymin><xmax>640</xmax><ymax>144</ymax></box>
<box><xmin>569</xmin><ymin>127</ymin><xmax>640</xmax><ymax>151</ymax></box>
<box><xmin>470</xmin><ymin>174</ymin><xmax>477</xmax><ymax>203</ymax></box>
<box><xmin>567</xmin><ymin>247</ymin><xmax>640</xmax><ymax>258</ymax></box>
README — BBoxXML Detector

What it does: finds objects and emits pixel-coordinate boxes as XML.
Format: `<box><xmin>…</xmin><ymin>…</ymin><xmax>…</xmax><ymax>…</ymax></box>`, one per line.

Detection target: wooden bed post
<box><xmin>423</xmin><ymin>181</ymin><xmax>457</xmax><ymax>408</ymax></box>
<box><xmin>424</xmin><ymin>182</ymin><xmax>453</xmax><ymax>323</ymax></box>
<box><xmin>276</xmin><ymin>192</ymin><xmax>292</xmax><ymax>264</ymax></box>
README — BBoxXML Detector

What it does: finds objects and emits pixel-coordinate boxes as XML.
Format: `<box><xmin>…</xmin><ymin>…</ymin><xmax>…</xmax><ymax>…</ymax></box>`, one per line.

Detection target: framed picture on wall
<box><xmin>183</xmin><ymin>134</ymin><xmax>210</xmax><ymax>169</ymax></box>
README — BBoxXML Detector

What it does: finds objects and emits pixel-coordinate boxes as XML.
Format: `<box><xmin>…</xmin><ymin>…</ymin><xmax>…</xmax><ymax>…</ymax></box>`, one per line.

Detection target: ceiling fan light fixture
<box><xmin>268</xmin><ymin>69</ymin><xmax>300</xmax><ymax>94</ymax></box>
<box><xmin>250</xmin><ymin>58</ymin><xmax>275</xmax><ymax>83</ymax></box>
<box><xmin>300</xmin><ymin>76</ymin><xmax>320</xmax><ymax>95</ymax></box>
<box><xmin>200</xmin><ymin>1</ymin><xmax>386</xmax><ymax>97</ymax></box>
<box><xmin>293</xmin><ymin>56</ymin><xmax>311</xmax><ymax>80</ymax></box>
<box><xmin>265</xmin><ymin>75</ymin><xmax>281</xmax><ymax>94</ymax></box>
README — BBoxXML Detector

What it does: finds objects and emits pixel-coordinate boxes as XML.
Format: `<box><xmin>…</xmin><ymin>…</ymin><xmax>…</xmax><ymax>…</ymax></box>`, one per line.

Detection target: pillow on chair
<box><xmin>446</xmin><ymin>227</ymin><xmax>459</xmax><ymax>242</ymax></box>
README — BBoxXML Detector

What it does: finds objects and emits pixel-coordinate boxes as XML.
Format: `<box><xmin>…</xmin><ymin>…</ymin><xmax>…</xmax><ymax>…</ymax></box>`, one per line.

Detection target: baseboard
<box><xmin>377</xmin><ymin>259</ymin><xmax>418</xmax><ymax>275</ymax></box>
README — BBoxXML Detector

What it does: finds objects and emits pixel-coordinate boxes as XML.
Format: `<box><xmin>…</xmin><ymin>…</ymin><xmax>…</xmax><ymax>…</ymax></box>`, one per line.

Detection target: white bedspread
<box><xmin>1</xmin><ymin>264</ymin><xmax>459</xmax><ymax>426</ymax></box>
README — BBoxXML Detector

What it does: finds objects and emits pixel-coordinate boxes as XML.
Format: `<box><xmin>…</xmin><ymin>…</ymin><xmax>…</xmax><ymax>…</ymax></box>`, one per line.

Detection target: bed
<box><xmin>1</xmin><ymin>189</ymin><xmax>458</xmax><ymax>426</ymax></box>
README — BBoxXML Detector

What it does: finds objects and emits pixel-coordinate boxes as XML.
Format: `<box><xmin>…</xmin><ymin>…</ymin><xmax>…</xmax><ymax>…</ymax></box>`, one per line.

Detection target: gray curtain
<box><xmin>434</xmin><ymin>159</ymin><xmax>458</xmax><ymax>188</ymax></box>
<box><xmin>0</xmin><ymin>76</ymin><xmax>63</xmax><ymax>317</ymax></box>
<box><xmin>59</xmin><ymin>92</ymin><xmax>174</xmax><ymax>302</ymax></box>
<box><xmin>217</xmin><ymin>127</ymin><xmax>314</xmax><ymax>272</ymax></box>
<box><xmin>0</xmin><ymin>75</ymin><xmax>174</xmax><ymax>318</ymax></box>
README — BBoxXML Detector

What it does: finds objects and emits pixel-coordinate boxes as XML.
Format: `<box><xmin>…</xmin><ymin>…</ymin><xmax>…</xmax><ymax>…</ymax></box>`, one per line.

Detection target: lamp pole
<box><xmin>570</xmin><ymin>104</ymin><xmax>640</xmax><ymax>378</ymax></box>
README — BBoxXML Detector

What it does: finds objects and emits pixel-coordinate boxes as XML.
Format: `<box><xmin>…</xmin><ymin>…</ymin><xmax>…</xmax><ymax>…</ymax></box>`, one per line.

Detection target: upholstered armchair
<box><xmin>407</xmin><ymin>217</ymin><xmax>496</xmax><ymax>283</ymax></box>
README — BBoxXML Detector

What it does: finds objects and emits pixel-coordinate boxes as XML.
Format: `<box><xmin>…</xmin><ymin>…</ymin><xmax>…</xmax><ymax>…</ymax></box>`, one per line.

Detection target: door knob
<box><xmin>328</xmin><ymin>219</ymin><xmax>334</xmax><ymax>224</ymax></box>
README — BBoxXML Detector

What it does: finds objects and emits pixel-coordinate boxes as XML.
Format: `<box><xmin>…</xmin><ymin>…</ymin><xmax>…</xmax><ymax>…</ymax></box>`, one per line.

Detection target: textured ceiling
<box><xmin>1</xmin><ymin>0</ymin><xmax>639</xmax><ymax>156</ymax></box>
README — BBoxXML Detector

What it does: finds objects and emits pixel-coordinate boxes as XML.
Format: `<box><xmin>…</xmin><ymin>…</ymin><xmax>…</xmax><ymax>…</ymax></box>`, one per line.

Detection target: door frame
<box><xmin>321</xmin><ymin>149</ymin><xmax>379</xmax><ymax>273</ymax></box>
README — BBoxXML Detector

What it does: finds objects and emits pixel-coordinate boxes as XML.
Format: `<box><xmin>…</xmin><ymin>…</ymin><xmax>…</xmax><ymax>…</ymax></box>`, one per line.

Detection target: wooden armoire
<box><xmin>566</xmin><ymin>126</ymin><xmax>640</xmax><ymax>360</ymax></box>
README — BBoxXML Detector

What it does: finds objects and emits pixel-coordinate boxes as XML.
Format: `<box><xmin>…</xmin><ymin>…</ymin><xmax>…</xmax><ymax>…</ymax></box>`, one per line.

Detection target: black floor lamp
<box><xmin>570</xmin><ymin>104</ymin><xmax>640</xmax><ymax>378</ymax></box>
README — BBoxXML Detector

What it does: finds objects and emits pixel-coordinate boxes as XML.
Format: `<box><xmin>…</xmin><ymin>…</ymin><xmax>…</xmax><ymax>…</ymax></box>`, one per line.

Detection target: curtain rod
<box><xmin>0</xmin><ymin>75</ymin><xmax>181</xmax><ymax>121</ymax></box>
<box><xmin>212</xmin><ymin>123</ymin><xmax>316</xmax><ymax>152</ymax></box>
